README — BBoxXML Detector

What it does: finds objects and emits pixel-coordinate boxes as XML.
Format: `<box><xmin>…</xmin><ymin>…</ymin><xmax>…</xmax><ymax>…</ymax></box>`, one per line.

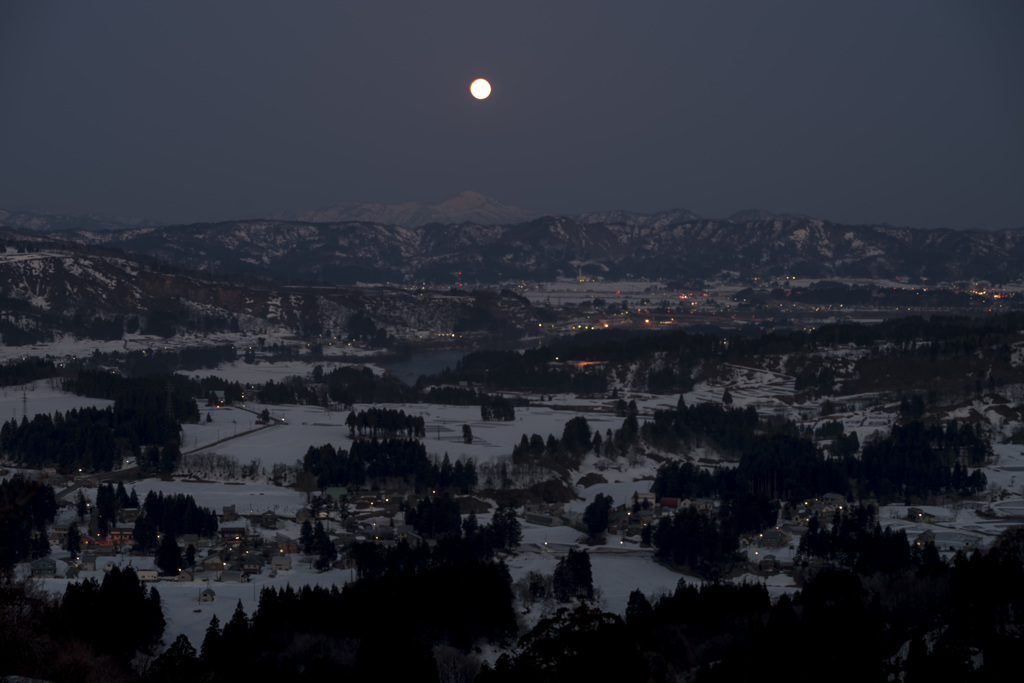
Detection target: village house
<box><xmin>635</xmin><ymin>507</ymin><xmax>655</xmax><ymax>527</ymax></box>
<box><xmin>525</xmin><ymin>510</ymin><xmax>560</xmax><ymax>526</ymax></box>
<box><xmin>822</xmin><ymin>492</ymin><xmax>847</xmax><ymax>508</ymax></box>
<box><xmin>221</xmin><ymin>505</ymin><xmax>239</xmax><ymax>522</ymax></box>
<box><xmin>111</xmin><ymin>527</ymin><xmax>134</xmax><ymax>546</ymax></box>
<box><xmin>240</xmin><ymin>554</ymin><xmax>264</xmax><ymax>575</ymax></box>
<box><xmin>758</xmin><ymin>528</ymin><xmax>792</xmax><ymax>549</ymax></box>
<box><xmin>688</xmin><ymin>498</ymin><xmax>717</xmax><ymax>515</ymax></box>
<box><xmin>394</xmin><ymin>525</ymin><xmax>423</xmax><ymax>547</ymax></box>
<box><xmin>658</xmin><ymin>497</ymin><xmax>681</xmax><ymax>515</ymax></box>
<box><xmin>259</xmin><ymin>510</ymin><xmax>279</xmax><ymax>530</ymax></box>
<box><xmin>914</xmin><ymin>529</ymin><xmax>936</xmax><ymax>547</ymax></box>
<box><xmin>808</xmin><ymin>495</ymin><xmax>845</xmax><ymax>517</ymax></box>
<box><xmin>30</xmin><ymin>557</ymin><xmax>57</xmax><ymax>578</ymax></box>
<box><xmin>88</xmin><ymin>527</ymin><xmax>135</xmax><ymax>551</ymax></box>
<box><xmin>333</xmin><ymin>531</ymin><xmax>358</xmax><ymax>549</ymax></box>
<box><xmin>220</xmin><ymin>526</ymin><xmax>248</xmax><ymax>545</ymax></box>
<box><xmin>560</xmin><ymin>510</ymin><xmax>583</xmax><ymax>528</ymax></box>
<box><xmin>908</xmin><ymin>507</ymin><xmax>936</xmax><ymax>523</ymax></box>
<box><xmin>633</xmin><ymin>491</ymin><xmax>656</xmax><ymax>508</ymax></box>
<box><xmin>117</xmin><ymin>507</ymin><xmax>141</xmax><ymax>524</ymax></box>
<box><xmin>608</xmin><ymin>509</ymin><xmax>630</xmax><ymax>534</ymax></box>
<box><xmin>202</xmin><ymin>552</ymin><xmax>227</xmax><ymax>572</ymax></box>
<box><xmin>271</xmin><ymin>555</ymin><xmax>291</xmax><ymax>571</ymax></box>
<box><xmin>49</xmin><ymin>523</ymin><xmax>70</xmax><ymax>546</ymax></box>
<box><xmin>138</xmin><ymin>569</ymin><xmax>159</xmax><ymax>582</ymax></box>
<box><xmin>199</xmin><ymin>588</ymin><xmax>216</xmax><ymax>603</ymax></box>
<box><xmin>275</xmin><ymin>534</ymin><xmax>298</xmax><ymax>555</ymax></box>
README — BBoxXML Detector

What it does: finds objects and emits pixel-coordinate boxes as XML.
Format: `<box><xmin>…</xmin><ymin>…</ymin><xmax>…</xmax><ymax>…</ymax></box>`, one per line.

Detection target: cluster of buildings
<box><xmin>31</xmin><ymin>490</ymin><xmax>431</xmax><ymax>585</ymax></box>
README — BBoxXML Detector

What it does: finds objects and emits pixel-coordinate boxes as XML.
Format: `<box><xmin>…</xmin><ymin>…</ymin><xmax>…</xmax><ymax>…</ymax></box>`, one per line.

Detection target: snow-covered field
<box><xmin>4</xmin><ymin>354</ymin><xmax>1024</xmax><ymax>654</ymax></box>
<box><xmin>3</xmin><ymin>376</ymin><xmax>687</xmax><ymax>649</ymax></box>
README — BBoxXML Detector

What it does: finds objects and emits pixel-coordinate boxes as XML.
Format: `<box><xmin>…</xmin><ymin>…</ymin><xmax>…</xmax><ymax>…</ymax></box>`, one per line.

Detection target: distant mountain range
<box><xmin>0</xmin><ymin>192</ymin><xmax>842</xmax><ymax>232</ymax></box>
<box><xmin>3</xmin><ymin>197</ymin><xmax>1024</xmax><ymax>345</ymax></box>
<box><xmin>3</xmin><ymin>192</ymin><xmax>1024</xmax><ymax>289</ymax></box>
<box><xmin>273</xmin><ymin>191</ymin><xmax>539</xmax><ymax>227</ymax></box>
<box><xmin>37</xmin><ymin>213</ymin><xmax>1024</xmax><ymax>286</ymax></box>
<box><xmin>0</xmin><ymin>208</ymin><xmax>160</xmax><ymax>233</ymax></box>
<box><xmin>0</xmin><ymin>233</ymin><xmax>544</xmax><ymax>346</ymax></box>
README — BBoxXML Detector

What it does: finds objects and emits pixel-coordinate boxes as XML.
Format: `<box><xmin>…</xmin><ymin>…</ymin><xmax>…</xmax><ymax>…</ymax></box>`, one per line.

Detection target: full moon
<box><xmin>470</xmin><ymin>78</ymin><xmax>491</xmax><ymax>100</ymax></box>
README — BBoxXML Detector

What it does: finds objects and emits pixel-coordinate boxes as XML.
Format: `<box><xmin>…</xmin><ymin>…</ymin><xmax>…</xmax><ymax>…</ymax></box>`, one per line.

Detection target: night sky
<box><xmin>1</xmin><ymin>1</ymin><xmax>1021</xmax><ymax>230</ymax></box>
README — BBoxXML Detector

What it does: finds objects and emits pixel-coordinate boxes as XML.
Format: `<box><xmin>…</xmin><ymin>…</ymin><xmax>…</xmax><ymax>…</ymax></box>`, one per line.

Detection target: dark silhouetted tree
<box><xmin>155</xmin><ymin>533</ymin><xmax>181</xmax><ymax>576</ymax></box>
<box><xmin>583</xmin><ymin>493</ymin><xmax>613</xmax><ymax>539</ymax></box>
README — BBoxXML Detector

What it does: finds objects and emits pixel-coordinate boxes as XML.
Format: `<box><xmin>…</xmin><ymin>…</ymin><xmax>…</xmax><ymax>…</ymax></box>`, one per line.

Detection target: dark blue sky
<box><xmin>1</xmin><ymin>1</ymin><xmax>1021</xmax><ymax>229</ymax></box>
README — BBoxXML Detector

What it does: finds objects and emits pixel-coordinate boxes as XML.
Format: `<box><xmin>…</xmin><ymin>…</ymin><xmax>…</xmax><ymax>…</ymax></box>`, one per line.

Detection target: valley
<box><xmin>3</xmin><ymin>218</ymin><xmax>1024</xmax><ymax>680</ymax></box>
<box><xmin>4</xmin><ymin>312</ymin><xmax>1024</xmax><ymax>677</ymax></box>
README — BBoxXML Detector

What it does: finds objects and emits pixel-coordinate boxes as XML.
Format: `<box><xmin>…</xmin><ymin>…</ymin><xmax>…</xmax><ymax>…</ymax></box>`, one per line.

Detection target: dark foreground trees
<box><xmin>194</xmin><ymin>538</ymin><xmax>517</xmax><ymax>680</ymax></box>
<box><xmin>0</xmin><ymin>476</ymin><xmax>57</xmax><ymax>567</ymax></box>
<box><xmin>1</xmin><ymin>520</ymin><xmax>1021</xmax><ymax>682</ymax></box>
<box><xmin>61</xmin><ymin>566</ymin><xmax>165</xmax><ymax>660</ymax></box>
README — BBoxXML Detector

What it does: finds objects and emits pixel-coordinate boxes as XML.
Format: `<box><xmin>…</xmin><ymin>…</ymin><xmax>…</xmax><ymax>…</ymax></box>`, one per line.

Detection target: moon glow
<box><xmin>470</xmin><ymin>78</ymin><xmax>491</xmax><ymax>100</ymax></box>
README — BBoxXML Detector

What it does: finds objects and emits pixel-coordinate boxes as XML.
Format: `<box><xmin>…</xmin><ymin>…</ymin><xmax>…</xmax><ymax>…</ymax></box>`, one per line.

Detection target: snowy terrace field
<box><xmin>4</xmin><ymin>355</ymin><xmax>1024</xmax><ymax>653</ymax></box>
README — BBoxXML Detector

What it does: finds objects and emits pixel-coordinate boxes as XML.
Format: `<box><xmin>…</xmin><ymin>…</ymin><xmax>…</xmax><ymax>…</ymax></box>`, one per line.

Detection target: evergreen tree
<box><xmin>75</xmin><ymin>490</ymin><xmax>88</xmax><ymax>521</ymax></box>
<box><xmin>311</xmin><ymin>520</ymin><xmax>329</xmax><ymax>555</ymax></box>
<box><xmin>553</xmin><ymin>548</ymin><xmax>594</xmax><ymax>601</ymax></box>
<box><xmin>221</xmin><ymin>600</ymin><xmax>250</xmax><ymax>653</ymax></box>
<box><xmin>159</xmin><ymin>441</ymin><xmax>181</xmax><ymax>475</ymax></box>
<box><xmin>299</xmin><ymin>519</ymin><xmax>314</xmax><ymax>554</ymax></box>
<box><xmin>95</xmin><ymin>483</ymin><xmax>117</xmax><ymax>536</ymax></box>
<box><xmin>625</xmin><ymin>588</ymin><xmax>652</xmax><ymax>626</ymax></box>
<box><xmin>490</xmin><ymin>505</ymin><xmax>522</xmax><ymax>552</ymax></box>
<box><xmin>583</xmin><ymin>493</ymin><xmax>613</xmax><ymax>538</ymax></box>
<box><xmin>315</xmin><ymin>535</ymin><xmax>338</xmax><ymax>571</ymax></box>
<box><xmin>562</xmin><ymin>416</ymin><xmax>592</xmax><ymax>455</ymax></box>
<box><xmin>155</xmin><ymin>533</ymin><xmax>181</xmax><ymax>576</ymax></box>
<box><xmin>115</xmin><ymin>481</ymin><xmax>130</xmax><ymax>508</ymax></box>
<box><xmin>133</xmin><ymin>514</ymin><xmax>158</xmax><ymax>552</ymax></box>
<box><xmin>149</xmin><ymin>633</ymin><xmax>201</xmax><ymax>683</ymax></box>
<box><xmin>65</xmin><ymin>523</ymin><xmax>81</xmax><ymax>557</ymax></box>
<box><xmin>200</xmin><ymin>614</ymin><xmax>221</xmax><ymax>664</ymax></box>
<box><xmin>140</xmin><ymin>444</ymin><xmax>160</xmax><ymax>473</ymax></box>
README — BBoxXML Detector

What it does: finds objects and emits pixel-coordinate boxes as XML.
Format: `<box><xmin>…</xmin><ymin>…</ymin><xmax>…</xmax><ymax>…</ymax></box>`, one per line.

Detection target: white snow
<box><xmin>3</xmin><ymin>348</ymin><xmax>1024</xmax><ymax>656</ymax></box>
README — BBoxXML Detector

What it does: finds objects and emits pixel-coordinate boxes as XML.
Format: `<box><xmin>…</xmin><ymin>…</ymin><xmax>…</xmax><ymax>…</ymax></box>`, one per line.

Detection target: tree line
<box><xmin>345</xmin><ymin>407</ymin><xmax>426</xmax><ymax>438</ymax></box>
<box><xmin>0</xmin><ymin>475</ymin><xmax>57</xmax><ymax>567</ymax></box>
<box><xmin>301</xmin><ymin>440</ymin><xmax>477</xmax><ymax>493</ymax></box>
<box><xmin>131</xmin><ymin>490</ymin><xmax>219</xmax><ymax>553</ymax></box>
